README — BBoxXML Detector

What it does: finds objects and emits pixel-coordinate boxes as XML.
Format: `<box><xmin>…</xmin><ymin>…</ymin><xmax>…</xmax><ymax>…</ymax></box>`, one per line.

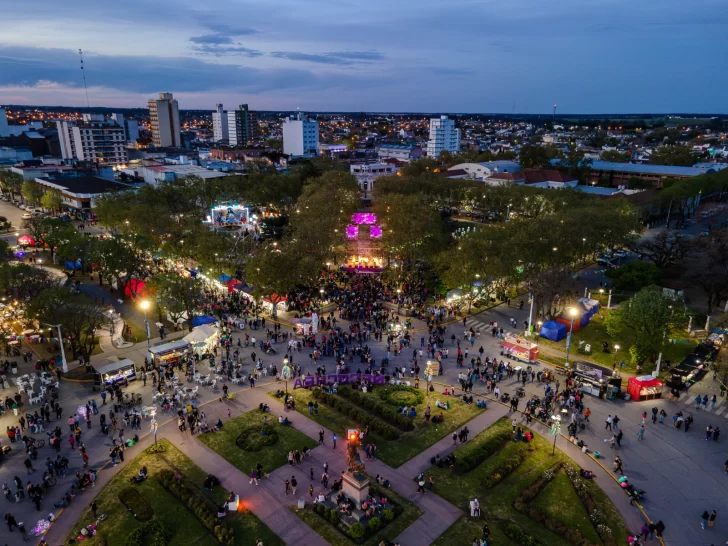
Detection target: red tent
<box><xmin>17</xmin><ymin>234</ymin><xmax>36</xmax><ymax>247</ymax></box>
<box><xmin>124</xmin><ymin>278</ymin><xmax>148</xmax><ymax>300</ymax></box>
<box><xmin>227</xmin><ymin>279</ymin><xmax>243</xmax><ymax>293</ymax></box>
<box><xmin>627</xmin><ymin>376</ymin><xmax>663</xmax><ymax>401</ymax></box>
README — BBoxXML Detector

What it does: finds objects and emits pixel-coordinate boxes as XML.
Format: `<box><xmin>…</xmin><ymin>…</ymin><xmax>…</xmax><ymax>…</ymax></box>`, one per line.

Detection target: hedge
<box><xmin>125</xmin><ymin>520</ymin><xmax>172</xmax><ymax>546</ymax></box>
<box><xmin>235</xmin><ymin>425</ymin><xmax>279</xmax><ymax>452</ymax></box>
<box><xmin>483</xmin><ymin>445</ymin><xmax>533</xmax><ymax>488</ymax></box>
<box><xmin>378</xmin><ymin>385</ymin><xmax>425</xmax><ymax>408</ymax></box>
<box><xmin>311</xmin><ymin>388</ymin><xmax>401</xmax><ymax>440</ymax></box>
<box><xmin>156</xmin><ymin>469</ymin><xmax>235</xmax><ymax>545</ymax></box>
<box><xmin>118</xmin><ymin>487</ymin><xmax>154</xmax><ymax>521</ymax></box>
<box><xmin>453</xmin><ymin>429</ymin><xmax>512</xmax><ymax>473</ymax></box>
<box><xmin>337</xmin><ymin>386</ymin><xmax>415</xmax><ymax>431</ymax></box>
<box><xmin>503</xmin><ymin>523</ymin><xmax>543</xmax><ymax>546</ymax></box>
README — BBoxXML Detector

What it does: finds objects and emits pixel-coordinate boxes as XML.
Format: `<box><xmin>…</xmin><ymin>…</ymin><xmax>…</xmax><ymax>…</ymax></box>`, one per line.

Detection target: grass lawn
<box><xmin>291</xmin><ymin>480</ymin><xmax>422</xmax><ymax>546</ymax></box>
<box><xmin>279</xmin><ymin>386</ymin><xmax>484</xmax><ymax>468</ymax></box>
<box><xmin>431</xmin><ymin>517</ymin><xmax>505</xmax><ymax>546</ymax></box>
<box><xmin>532</xmin><ymin>470</ymin><xmax>602</xmax><ymax>544</ymax></box>
<box><xmin>66</xmin><ymin>439</ymin><xmax>283</xmax><ymax>546</ymax></box>
<box><xmin>539</xmin><ymin>311</ymin><xmax>696</xmax><ymax>374</ymax></box>
<box><xmin>199</xmin><ymin>411</ymin><xmax>317</xmax><ymax>475</ymax></box>
<box><xmin>426</xmin><ymin>418</ymin><xmax>629</xmax><ymax>546</ymax></box>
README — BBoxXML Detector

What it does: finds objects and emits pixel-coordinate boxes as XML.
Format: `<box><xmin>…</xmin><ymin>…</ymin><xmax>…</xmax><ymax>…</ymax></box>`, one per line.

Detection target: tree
<box><xmin>0</xmin><ymin>263</ymin><xmax>57</xmax><ymax>299</ymax></box>
<box><xmin>89</xmin><ymin>234</ymin><xmax>153</xmax><ymax>288</ymax></box>
<box><xmin>518</xmin><ymin>144</ymin><xmax>554</xmax><ymax>169</ymax></box>
<box><xmin>694</xmin><ymin>228</ymin><xmax>728</xmax><ymax>314</ymax></box>
<box><xmin>600</xmin><ymin>150</ymin><xmax>630</xmax><ymax>163</ymax></box>
<box><xmin>604</xmin><ymin>286</ymin><xmax>680</xmax><ymax>366</ymax></box>
<box><xmin>41</xmin><ymin>190</ymin><xmax>63</xmax><ymax>212</ymax></box>
<box><xmin>0</xmin><ymin>171</ymin><xmax>23</xmax><ymax>199</ymax></box>
<box><xmin>634</xmin><ymin>230</ymin><xmax>691</xmax><ymax>269</ymax></box>
<box><xmin>27</xmin><ymin>287</ymin><xmax>111</xmax><ymax>361</ymax></box>
<box><xmin>561</xmin><ymin>142</ymin><xmax>592</xmax><ymax>184</ymax></box>
<box><xmin>650</xmin><ymin>145</ymin><xmax>696</xmax><ymax>167</ymax></box>
<box><xmin>147</xmin><ymin>274</ymin><xmax>206</xmax><ymax>331</ymax></box>
<box><xmin>40</xmin><ymin>218</ymin><xmax>78</xmax><ymax>261</ymax></box>
<box><xmin>605</xmin><ymin>261</ymin><xmax>663</xmax><ymax>291</ymax></box>
<box><xmin>21</xmin><ymin>180</ymin><xmax>44</xmax><ymax>205</ymax></box>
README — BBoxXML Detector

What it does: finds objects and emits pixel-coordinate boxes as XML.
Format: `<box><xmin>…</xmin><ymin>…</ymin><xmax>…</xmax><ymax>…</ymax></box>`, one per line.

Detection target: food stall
<box><xmin>572</xmin><ymin>362</ymin><xmax>607</xmax><ymax>397</ymax></box>
<box><xmin>501</xmin><ymin>334</ymin><xmax>539</xmax><ymax>363</ymax></box>
<box><xmin>293</xmin><ymin>318</ymin><xmax>314</xmax><ymax>336</ymax></box>
<box><xmin>627</xmin><ymin>375</ymin><xmax>663</xmax><ymax>402</ymax></box>
<box><xmin>93</xmin><ymin>358</ymin><xmax>136</xmax><ymax>387</ymax></box>
<box><xmin>147</xmin><ymin>339</ymin><xmax>191</xmax><ymax>367</ymax></box>
<box><xmin>184</xmin><ymin>324</ymin><xmax>219</xmax><ymax>357</ymax></box>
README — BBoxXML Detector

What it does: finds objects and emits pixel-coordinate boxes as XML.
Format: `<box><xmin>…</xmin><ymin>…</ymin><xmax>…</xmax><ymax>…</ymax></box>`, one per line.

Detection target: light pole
<box><xmin>396</xmin><ymin>288</ymin><xmax>401</xmax><ymax>316</ymax></box>
<box><xmin>607</xmin><ymin>289</ymin><xmax>613</xmax><ymax>309</ymax></box>
<box><xmin>319</xmin><ymin>288</ymin><xmax>325</xmax><ymax>312</ymax></box>
<box><xmin>282</xmin><ymin>357</ymin><xmax>290</xmax><ymax>393</ymax></box>
<box><xmin>564</xmin><ymin>307</ymin><xmax>577</xmax><ymax>367</ymax></box>
<box><xmin>551</xmin><ymin>415</ymin><xmax>562</xmax><ymax>455</ymax></box>
<box><xmin>139</xmin><ymin>300</ymin><xmax>151</xmax><ymax>348</ymax></box>
<box><xmin>46</xmin><ymin>323</ymin><xmax>68</xmax><ymax>374</ymax></box>
<box><xmin>527</xmin><ymin>292</ymin><xmax>534</xmax><ymax>334</ymax></box>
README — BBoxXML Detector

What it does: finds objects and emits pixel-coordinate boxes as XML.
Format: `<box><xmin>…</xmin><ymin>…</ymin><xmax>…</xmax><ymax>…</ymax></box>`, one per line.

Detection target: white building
<box><xmin>56</xmin><ymin>114</ymin><xmax>128</xmax><ymax>167</ymax></box>
<box><xmin>0</xmin><ymin>108</ymin><xmax>8</xmax><ymax>137</ymax></box>
<box><xmin>212</xmin><ymin>104</ymin><xmax>229</xmax><ymax>142</ymax></box>
<box><xmin>282</xmin><ymin>112</ymin><xmax>319</xmax><ymax>158</ymax></box>
<box><xmin>33</xmin><ymin>175</ymin><xmax>130</xmax><ymax>210</ymax></box>
<box><xmin>148</xmin><ymin>92</ymin><xmax>181</xmax><ymax>148</ymax></box>
<box><xmin>110</xmin><ymin>113</ymin><xmax>140</xmax><ymax>143</ymax></box>
<box><xmin>447</xmin><ymin>161</ymin><xmax>521</xmax><ymax>181</ymax></box>
<box><xmin>125</xmin><ymin>164</ymin><xmax>227</xmax><ymax>187</ymax></box>
<box><xmin>350</xmin><ymin>162</ymin><xmax>399</xmax><ymax>194</ymax></box>
<box><xmin>427</xmin><ymin>115</ymin><xmax>461</xmax><ymax>158</ymax></box>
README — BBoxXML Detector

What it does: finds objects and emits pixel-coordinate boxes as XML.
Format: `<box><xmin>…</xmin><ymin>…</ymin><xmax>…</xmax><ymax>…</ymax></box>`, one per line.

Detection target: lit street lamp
<box><xmin>282</xmin><ymin>356</ymin><xmax>290</xmax><ymax>393</ymax></box>
<box><xmin>396</xmin><ymin>288</ymin><xmax>401</xmax><ymax>315</ymax></box>
<box><xmin>139</xmin><ymin>300</ymin><xmax>151</xmax><ymax>348</ymax></box>
<box><xmin>564</xmin><ymin>307</ymin><xmax>578</xmax><ymax>368</ymax></box>
<box><xmin>45</xmin><ymin>323</ymin><xmax>68</xmax><ymax>374</ymax></box>
<box><xmin>551</xmin><ymin>415</ymin><xmax>562</xmax><ymax>455</ymax></box>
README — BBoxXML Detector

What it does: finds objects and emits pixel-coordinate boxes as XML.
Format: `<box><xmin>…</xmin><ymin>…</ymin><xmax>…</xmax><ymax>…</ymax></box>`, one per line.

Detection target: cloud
<box><xmin>270</xmin><ymin>50</ymin><xmax>384</xmax><ymax>65</ymax></box>
<box><xmin>0</xmin><ymin>43</ymin><xmax>352</xmax><ymax>95</ymax></box>
<box><xmin>188</xmin><ymin>31</ymin><xmax>261</xmax><ymax>57</ymax></box>
<box><xmin>202</xmin><ymin>22</ymin><xmax>258</xmax><ymax>36</ymax></box>
<box><xmin>189</xmin><ymin>35</ymin><xmax>235</xmax><ymax>45</ymax></box>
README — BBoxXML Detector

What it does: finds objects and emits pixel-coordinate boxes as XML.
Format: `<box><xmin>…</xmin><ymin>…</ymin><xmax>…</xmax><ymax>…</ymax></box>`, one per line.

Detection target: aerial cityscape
<box><xmin>0</xmin><ymin>1</ymin><xmax>727</xmax><ymax>546</ymax></box>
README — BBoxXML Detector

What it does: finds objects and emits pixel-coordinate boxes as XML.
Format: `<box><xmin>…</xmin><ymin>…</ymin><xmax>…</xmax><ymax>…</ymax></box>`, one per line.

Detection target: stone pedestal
<box><xmin>341</xmin><ymin>471</ymin><xmax>370</xmax><ymax>510</ymax></box>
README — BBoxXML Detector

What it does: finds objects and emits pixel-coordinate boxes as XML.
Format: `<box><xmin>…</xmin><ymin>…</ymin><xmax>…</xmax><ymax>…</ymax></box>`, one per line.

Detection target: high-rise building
<box><xmin>110</xmin><ymin>113</ymin><xmax>140</xmax><ymax>143</ymax></box>
<box><xmin>147</xmin><ymin>92</ymin><xmax>181</xmax><ymax>147</ymax></box>
<box><xmin>227</xmin><ymin>104</ymin><xmax>257</xmax><ymax>146</ymax></box>
<box><xmin>56</xmin><ymin>114</ymin><xmax>127</xmax><ymax>167</ymax></box>
<box><xmin>212</xmin><ymin>104</ymin><xmax>229</xmax><ymax>142</ymax></box>
<box><xmin>0</xmin><ymin>107</ymin><xmax>9</xmax><ymax>137</ymax></box>
<box><xmin>427</xmin><ymin>115</ymin><xmax>461</xmax><ymax>158</ymax></box>
<box><xmin>282</xmin><ymin>111</ymin><xmax>319</xmax><ymax>158</ymax></box>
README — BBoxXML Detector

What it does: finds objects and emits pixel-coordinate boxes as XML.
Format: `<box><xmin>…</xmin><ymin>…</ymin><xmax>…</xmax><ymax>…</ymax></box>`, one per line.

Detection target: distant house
<box><xmin>447</xmin><ymin>161</ymin><xmax>521</xmax><ymax>181</ymax></box>
<box><xmin>376</xmin><ymin>144</ymin><xmax>422</xmax><ymax>162</ymax></box>
<box><xmin>585</xmin><ymin>160</ymin><xmax>710</xmax><ymax>188</ymax></box>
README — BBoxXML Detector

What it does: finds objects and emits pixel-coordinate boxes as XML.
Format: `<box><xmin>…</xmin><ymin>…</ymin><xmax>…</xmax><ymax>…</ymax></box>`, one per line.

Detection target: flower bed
<box><xmin>235</xmin><ymin>425</ymin><xmax>279</xmax><ymax>452</ymax></box>
<box><xmin>156</xmin><ymin>469</ymin><xmax>235</xmax><ymax>545</ymax></box>
<box><xmin>118</xmin><ymin>487</ymin><xmax>155</xmax><ymax>521</ymax></box>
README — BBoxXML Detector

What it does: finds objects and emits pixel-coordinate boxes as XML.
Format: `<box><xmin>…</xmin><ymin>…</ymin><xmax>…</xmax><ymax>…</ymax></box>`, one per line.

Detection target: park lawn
<box><xmin>425</xmin><ymin>418</ymin><xmax>629</xmax><ymax>546</ymax></box>
<box><xmin>532</xmin><ymin>470</ymin><xmax>602</xmax><ymax>545</ymax></box>
<box><xmin>539</xmin><ymin>311</ymin><xmax>696</xmax><ymax>374</ymax></box>
<box><xmin>291</xmin><ymin>480</ymin><xmax>422</xmax><ymax>546</ymax></box>
<box><xmin>432</xmin><ymin>517</ymin><xmax>518</xmax><ymax>546</ymax></box>
<box><xmin>66</xmin><ymin>439</ymin><xmax>283</xmax><ymax>546</ymax></box>
<box><xmin>199</xmin><ymin>411</ymin><xmax>317</xmax><ymax>475</ymax></box>
<box><xmin>278</xmin><ymin>386</ymin><xmax>484</xmax><ymax>468</ymax></box>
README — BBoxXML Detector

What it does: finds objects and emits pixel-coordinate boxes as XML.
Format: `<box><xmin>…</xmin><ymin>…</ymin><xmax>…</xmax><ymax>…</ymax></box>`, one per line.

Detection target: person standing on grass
<box><xmin>428</xmin><ymin>475</ymin><xmax>434</xmax><ymax>490</ymax></box>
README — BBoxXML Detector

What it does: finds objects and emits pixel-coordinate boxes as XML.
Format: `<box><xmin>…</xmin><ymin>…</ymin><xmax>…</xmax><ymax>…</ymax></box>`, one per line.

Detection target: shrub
<box><xmin>125</xmin><ymin>520</ymin><xmax>172</xmax><ymax>546</ymax></box>
<box><xmin>350</xmin><ymin>522</ymin><xmax>366</xmax><ymax>539</ymax></box>
<box><xmin>382</xmin><ymin>508</ymin><xmax>395</xmax><ymax>522</ymax></box>
<box><xmin>367</xmin><ymin>517</ymin><xmax>382</xmax><ymax>531</ymax></box>
<box><xmin>483</xmin><ymin>449</ymin><xmax>530</xmax><ymax>488</ymax></box>
<box><xmin>338</xmin><ymin>386</ymin><xmax>415</xmax><ymax>431</ymax></box>
<box><xmin>503</xmin><ymin>523</ymin><xmax>542</xmax><ymax>546</ymax></box>
<box><xmin>311</xmin><ymin>387</ymin><xmax>401</xmax><ymax>440</ymax></box>
<box><xmin>235</xmin><ymin>425</ymin><xmax>279</xmax><ymax>452</ymax></box>
<box><xmin>328</xmin><ymin>509</ymin><xmax>339</xmax><ymax>524</ymax></box>
<box><xmin>118</xmin><ymin>487</ymin><xmax>154</xmax><ymax>521</ymax></box>
<box><xmin>454</xmin><ymin>429</ymin><xmax>511</xmax><ymax>473</ymax></box>
<box><xmin>379</xmin><ymin>385</ymin><xmax>425</xmax><ymax>407</ymax></box>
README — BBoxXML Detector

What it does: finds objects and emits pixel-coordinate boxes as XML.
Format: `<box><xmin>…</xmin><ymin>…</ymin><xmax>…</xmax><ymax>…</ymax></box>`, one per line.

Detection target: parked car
<box><xmin>21</xmin><ymin>213</ymin><xmax>33</xmax><ymax>220</ymax></box>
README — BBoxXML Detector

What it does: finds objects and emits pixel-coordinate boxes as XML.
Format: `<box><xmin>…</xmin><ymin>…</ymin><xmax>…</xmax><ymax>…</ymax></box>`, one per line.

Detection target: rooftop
<box><xmin>35</xmin><ymin>175</ymin><xmax>131</xmax><ymax>195</ymax></box>
<box><xmin>587</xmin><ymin>160</ymin><xmax>708</xmax><ymax>177</ymax></box>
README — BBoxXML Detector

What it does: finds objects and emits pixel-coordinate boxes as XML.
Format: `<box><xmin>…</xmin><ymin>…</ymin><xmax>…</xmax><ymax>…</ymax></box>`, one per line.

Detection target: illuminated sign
<box><xmin>292</xmin><ymin>373</ymin><xmax>386</xmax><ymax>389</ymax></box>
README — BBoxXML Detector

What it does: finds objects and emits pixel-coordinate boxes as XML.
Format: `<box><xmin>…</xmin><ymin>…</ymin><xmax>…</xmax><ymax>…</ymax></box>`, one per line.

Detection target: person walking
<box><xmin>284</xmin><ymin>480</ymin><xmax>291</xmax><ymax>495</ymax></box>
<box><xmin>290</xmin><ymin>476</ymin><xmax>297</xmax><ymax>495</ymax></box>
<box><xmin>706</xmin><ymin>426</ymin><xmax>713</xmax><ymax>441</ymax></box>
<box><xmin>714</xmin><ymin>427</ymin><xmax>721</xmax><ymax>442</ymax></box>
<box><xmin>701</xmin><ymin>510</ymin><xmax>709</xmax><ymax>529</ymax></box>
<box><xmin>583</xmin><ymin>408</ymin><xmax>591</xmax><ymax>422</ymax></box>
<box><xmin>417</xmin><ymin>477</ymin><xmax>426</xmax><ymax>494</ymax></box>
<box><xmin>613</xmin><ymin>456</ymin><xmax>623</xmax><ymax>475</ymax></box>
<box><xmin>605</xmin><ymin>415</ymin><xmax>613</xmax><ymax>430</ymax></box>
<box><xmin>18</xmin><ymin>520</ymin><xmax>29</xmax><ymax>541</ymax></box>
<box><xmin>308</xmin><ymin>484</ymin><xmax>314</xmax><ymax>499</ymax></box>
<box><xmin>612</xmin><ymin>415</ymin><xmax>620</xmax><ymax>429</ymax></box>
<box><xmin>5</xmin><ymin>512</ymin><xmax>18</xmax><ymax>532</ymax></box>
<box><xmin>695</xmin><ymin>394</ymin><xmax>702</xmax><ymax>410</ymax></box>
<box><xmin>711</xmin><ymin>395</ymin><xmax>717</xmax><ymax>409</ymax></box>
<box><xmin>709</xmin><ymin>510</ymin><xmax>716</xmax><ymax>528</ymax></box>
<box><xmin>250</xmin><ymin>470</ymin><xmax>258</xmax><ymax>486</ymax></box>
<box><xmin>318</xmin><ymin>429</ymin><xmax>324</xmax><ymax>445</ymax></box>
<box><xmin>636</xmin><ymin>425</ymin><xmax>645</xmax><ymax>441</ymax></box>
<box><xmin>685</xmin><ymin>414</ymin><xmax>694</xmax><ymax>432</ymax></box>
<box><xmin>616</xmin><ymin>429</ymin><xmax>623</xmax><ymax>448</ymax></box>
<box><xmin>23</xmin><ymin>458</ymin><xmax>35</xmax><ymax>474</ymax></box>
<box><xmin>332</xmin><ymin>433</ymin><xmax>337</xmax><ymax>449</ymax></box>
<box><xmin>641</xmin><ymin>411</ymin><xmax>647</xmax><ymax>424</ymax></box>
<box><xmin>606</xmin><ymin>435</ymin><xmax>616</xmax><ymax>449</ymax></box>
<box><xmin>651</xmin><ymin>407</ymin><xmax>658</xmax><ymax>424</ymax></box>
<box><xmin>428</xmin><ymin>475</ymin><xmax>434</xmax><ymax>490</ymax></box>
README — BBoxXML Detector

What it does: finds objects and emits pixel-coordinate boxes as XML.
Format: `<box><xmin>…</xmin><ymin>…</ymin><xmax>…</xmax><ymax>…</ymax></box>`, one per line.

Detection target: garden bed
<box><xmin>281</xmin><ymin>384</ymin><xmax>484</xmax><ymax>467</ymax></box>
<box><xmin>65</xmin><ymin>439</ymin><xmax>283</xmax><ymax>546</ymax></box>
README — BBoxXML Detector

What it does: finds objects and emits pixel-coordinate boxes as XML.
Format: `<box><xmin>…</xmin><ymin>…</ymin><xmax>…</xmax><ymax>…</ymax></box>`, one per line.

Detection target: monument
<box><xmin>341</xmin><ymin>434</ymin><xmax>370</xmax><ymax>512</ymax></box>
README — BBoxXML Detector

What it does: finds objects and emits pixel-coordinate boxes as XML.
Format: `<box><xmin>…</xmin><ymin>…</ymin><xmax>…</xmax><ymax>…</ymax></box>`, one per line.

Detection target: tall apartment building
<box><xmin>110</xmin><ymin>113</ymin><xmax>140</xmax><ymax>143</ymax></box>
<box><xmin>147</xmin><ymin>92</ymin><xmax>181</xmax><ymax>147</ymax></box>
<box><xmin>227</xmin><ymin>104</ymin><xmax>257</xmax><ymax>146</ymax></box>
<box><xmin>56</xmin><ymin>114</ymin><xmax>127</xmax><ymax>167</ymax></box>
<box><xmin>427</xmin><ymin>115</ymin><xmax>461</xmax><ymax>158</ymax></box>
<box><xmin>282</xmin><ymin>111</ymin><xmax>319</xmax><ymax>158</ymax></box>
<box><xmin>212</xmin><ymin>104</ymin><xmax>229</xmax><ymax>142</ymax></box>
<box><xmin>0</xmin><ymin>107</ymin><xmax>8</xmax><ymax>137</ymax></box>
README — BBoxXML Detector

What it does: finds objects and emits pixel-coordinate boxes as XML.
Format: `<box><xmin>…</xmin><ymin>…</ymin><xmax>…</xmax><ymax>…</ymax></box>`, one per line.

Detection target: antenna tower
<box><xmin>79</xmin><ymin>49</ymin><xmax>90</xmax><ymax>108</ymax></box>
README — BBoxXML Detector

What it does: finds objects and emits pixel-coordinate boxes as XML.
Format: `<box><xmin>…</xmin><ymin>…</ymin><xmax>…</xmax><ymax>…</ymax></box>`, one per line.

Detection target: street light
<box><xmin>396</xmin><ymin>289</ymin><xmax>401</xmax><ymax>315</ymax></box>
<box><xmin>139</xmin><ymin>300</ymin><xmax>151</xmax><ymax>348</ymax></box>
<box><xmin>282</xmin><ymin>356</ymin><xmax>290</xmax><ymax>393</ymax></box>
<box><xmin>45</xmin><ymin>323</ymin><xmax>68</xmax><ymax>374</ymax></box>
<box><xmin>564</xmin><ymin>307</ymin><xmax>578</xmax><ymax>368</ymax></box>
<box><xmin>551</xmin><ymin>415</ymin><xmax>562</xmax><ymax>455</ymax></box>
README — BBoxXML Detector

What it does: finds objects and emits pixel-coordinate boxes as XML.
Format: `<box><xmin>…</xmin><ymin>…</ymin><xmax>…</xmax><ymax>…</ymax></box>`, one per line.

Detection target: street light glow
<box><xmin>568</xmin><ymin>307</ymin><xmax>577</xmax><ymax>317</ymax></box>
<box><xmin>139</xmin><ymin>300</ymin><xmax>150</xmax><ymax>310</ymax></box>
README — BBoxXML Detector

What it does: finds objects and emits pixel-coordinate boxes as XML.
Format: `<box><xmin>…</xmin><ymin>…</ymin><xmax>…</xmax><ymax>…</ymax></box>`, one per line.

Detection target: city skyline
<box><xmin>0</xmin><ymin>0</ymin><xmax>726</xmax><ymax>113</ymax></box>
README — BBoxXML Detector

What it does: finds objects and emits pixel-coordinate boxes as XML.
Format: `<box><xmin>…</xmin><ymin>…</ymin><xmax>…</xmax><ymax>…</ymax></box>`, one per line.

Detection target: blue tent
<box><xmin>540</xmin><ymin>320</ymin><xmax>567</xmax><ymax>342</ymax></box>
<box><xmin>218</xmin><ymin>273</ymin><xmax>231</xmax><ymax>282</ymax></box>
<box><xmin>190</xmin><ymin>315</ymin><xmax>217</xmax><ymax>327</ymax></box>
